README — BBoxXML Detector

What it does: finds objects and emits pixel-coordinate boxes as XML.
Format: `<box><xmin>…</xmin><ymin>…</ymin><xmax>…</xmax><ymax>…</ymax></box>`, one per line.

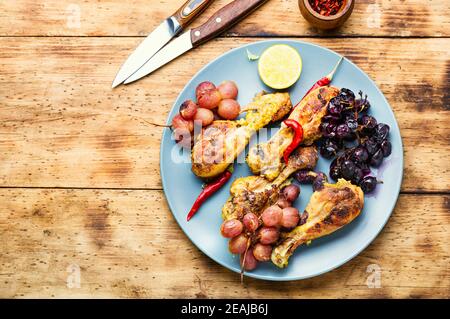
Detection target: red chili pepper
<box><xmin>186</xmin><ymin>166</ymin><xmax>233</xmax><ymax>221</ymax></box>
<box><xmin>302</xmin><ymin>76</ymin><xmax>331</xmax><ymax>98</ymax></box>
<box><xmin>300</xmin><ymin>56</ymin><xmax>343</xmax><ymax>101</ymax></box>
<box><xmin>283</xmin><ymin>119</ymin><xmax>304</xmax><ymax>164</ymax></box>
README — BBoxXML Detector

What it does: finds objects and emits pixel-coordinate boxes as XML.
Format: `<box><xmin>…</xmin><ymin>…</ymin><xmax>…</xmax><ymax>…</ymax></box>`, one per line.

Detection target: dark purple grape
<box><xmin>335</xmin><ymin>138</ymin><xmax>344</xmax><ymax>149</ymax></box>
<box><xmin>329</xmin><ymin>96</ymin><xmax>342</xmax><ymax>105</ymax></box>
<box><xmin>340</xmin><ymin>149</ymin><xmax>353</xmax><ymax>162</ymax></box>
<box><xmin>323</xmin><ymin>131</ymin><xmax>336</xmax><ymax>139</ymax></box>
<box><xmin>346</xmin><ymin>132</ymin><xmax>358</xmax><ymax>142</ymax></box>
<box><xmin>351</xmin><ymin>168</ymin><xmax>364</xmax><ymax>185</ymax></box>
<box><xmin>359</xmin><ymin>115</ymin><xmax>377</xmax><ymax>135</ymax></box>
<box><xmin>335</xmin><ymin>153</ymin><xmax>345</xmax><ymax>165</ymax></box>
<box><xmin>357</xmin><ymin>161</ymin><xmax>371</xmax><ymax>175</ymax></box>
<box><xmin>327</xmin><ymin>97</ymin><xmax>343</xmax><ymax>115</ymax></box>
<box><xmin>320</xmin><ymin>121</ymin><xmax>329</xmax><ymax>133</ymax></box>
<box><xmin>336</xmin><ymin>123</ymin><xmax>351</xmax><ymax>139</ymax></box>
<box><xmin>312</xmin><ymin>172</ymin><xmax>328</xmax><ymax>192</ymax></box>
<box><xmin>351</xmin><ymin>146</ymin><xmax>369</xmax><ymax>163</ymax></box>
<box><xmin>360</xmin><ymin>176</ymin><xmax>377</xmax><ymax>193</ymax></box>
<box><xmin>340</xmin><ymin>88</ymin><xmax>355</xmax><ymax>98</ymax></box>
<box><xmin>361</xmin><ymin>167</ymin><xmax>371</xmax><ymax>176</ymax></box>
<box><xmin>329</xmin><ymin>158</ymin><xmax>341</xmax><ymax>181</ymax></box>
<box><xmin>341</xmin><ymin>106</ymin><xmax>355</xmax><ymax>116</ymax></box>
<box><xmin>322</xmin><ymin>123</ymin><xmax>336</xmax><ymax>138</ymax></box>
<box><xmin>359</xmin><ymin>114</ymin><xmax>377</xmax><ymax>127</ymax></box>
<box><xmin>344</xmin><ymin>147</ymin><xmax>355</xmax><ymax>158</ymax></box>
<box><xmin>354</xmin><ymin>90</ymin><xmax>371</xmax><ymax>113</ymax></box>
<box><xmin>370</xmin><ymin>149</ymin><xmax>384</xmax><ymax>167</ymax></box>
<box><xmin>341</xmin><ymin>160</ymin><xmax>357</xmax><ymax>180</ymax></box>
<box><xmin>325</xmin><ymin>138</ymin><xmax>339</xmax><ymax>148</ymax></box>
<box><xmin>363</xmin><ymin>138</ymin><xmax>379</xmax><ymax>156</ymax></box>
<box><xmin>323</xmin><ymin>114</ymin><xmax>341</xmax><ymax>125</ymax></box>
<box><xmin>355</xmin><ymin>99</ymin><xmax>370</xmax><ymax>113</ymax></box>
<box><xmin>346</xmin><ymin>117</ymin><xmax>358</xmax><ymax>132</ymax></box>
<box><xmin>381</xmin><ymin>139</ymin><xmax>392</xmax><ymax>157</ymax></box>
<box><xmin>342</xmin><ymin>112</ymin><xmax>354</xmax><ymax>121</ymax></box>
<box><xmin>339</xmin><ymin>88</ymin><xmax>355</xmax><ymax>106</ymax></box>
<box><xmin>320</xmin><ymin>142</ymin><xmax>338</xmax><ymax>159</ymax></box>
<box><xmin>294</xmin><ymin>170</ymin><xmax>316</xmax><ymax>184</ymax></box>
<box><xmin>374</xmin><ymin>123</ymin><xmax>390</xmax><ymax>143</ymax></box>
<box><xmin>317</xmin><ymin>172</ymin><xmax>328</xmax><ymax>181</ymax></box>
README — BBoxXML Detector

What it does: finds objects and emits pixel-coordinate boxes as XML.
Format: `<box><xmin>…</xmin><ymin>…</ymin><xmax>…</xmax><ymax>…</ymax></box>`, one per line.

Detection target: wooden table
<box><xmin>0</xmin><ymin>0</ymin><xmax>449</xmax><ymax>299</ymax></box>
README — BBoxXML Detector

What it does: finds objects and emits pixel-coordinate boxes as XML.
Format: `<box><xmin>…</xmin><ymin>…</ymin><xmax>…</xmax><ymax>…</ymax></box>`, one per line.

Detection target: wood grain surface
<box><xmin>0</xmin><ymin>0</ymin><xmax>449</xmax><ymax>299</ymax></box>
<box><xmin>0</xmin><ymin>0</ymin><xmax>449</xmax><ymax>37</ymax></box>
<box><xmin>0</xmin><ymin>190</ymin><xmax>448</xmax><ymax>298</ymax></box>
<box><xmin>0</xmin><ymin>37</ymin><xmax>448</xmax><ymax>191</ymax></box>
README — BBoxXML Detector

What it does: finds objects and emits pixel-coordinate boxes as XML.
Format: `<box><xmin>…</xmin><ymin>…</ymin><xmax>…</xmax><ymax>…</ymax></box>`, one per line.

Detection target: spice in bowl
<box><xmin>298</xmin><ymin>0</ymin><xmax>354</xmax><ymax>30</ymax></box>
<box><xmin>308</xmin><ymin>0</ymin><xmax>344</xmax><ymax>16</ymax></box>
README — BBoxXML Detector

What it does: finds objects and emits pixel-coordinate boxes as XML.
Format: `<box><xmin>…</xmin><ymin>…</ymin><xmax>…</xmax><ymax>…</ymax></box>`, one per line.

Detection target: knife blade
<box><xmin>112</xmin><ymin>0</ymin><xmax>213</xmax><ymax>88</ymax></box>
<box><xmin>123</xmin><ymin>0</ymin><xmax>268</xmax><ymax>85</ymax></box>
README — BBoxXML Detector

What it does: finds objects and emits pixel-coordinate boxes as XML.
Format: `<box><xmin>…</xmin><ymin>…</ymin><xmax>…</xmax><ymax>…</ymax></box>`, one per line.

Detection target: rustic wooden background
<box><xmin>0</xmin><ymin>0</ymin><xmax>449</xmax><ymax>298</ymax></box>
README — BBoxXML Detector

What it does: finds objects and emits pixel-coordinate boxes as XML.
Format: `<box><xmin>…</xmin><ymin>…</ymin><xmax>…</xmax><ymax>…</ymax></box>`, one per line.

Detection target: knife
<box><xmin>112</xmin><ymin>0</ymin><xmax>214</xmax><ymax>88</ymax></box>
<box><xmin>123</xmin><ymin>0</ymin><xmax>268</xmax><ymax>85</ymax></box>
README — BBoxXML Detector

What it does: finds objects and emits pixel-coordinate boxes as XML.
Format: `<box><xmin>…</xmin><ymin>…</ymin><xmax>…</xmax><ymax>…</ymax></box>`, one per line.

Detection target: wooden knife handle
<box><xmin>173</xmin><ymin>0</ymin><xmax>214</xmax><ymax>29</ymax></box>
<box><xmin>191</xmin><ymin>0</ymin><xmax>268</xmax><ymax>46</ymax></box>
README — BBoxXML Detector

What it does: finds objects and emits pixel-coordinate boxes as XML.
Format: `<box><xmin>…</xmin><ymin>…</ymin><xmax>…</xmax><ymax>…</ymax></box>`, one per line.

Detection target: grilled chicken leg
<box><xmin>192</xmin><ymin>92</ymin><xmax>292</xmax><ymax>179</ymax></box>
<box><xmin>247</xmin><ymin>86</ymin><xmax>339</xmax><ymax>181</ymax></box>
<box><xmin>222</xmin><ymin>146</ymin><xmax>318</xmax><ymax>221</ymax></box>
<box><xmin>271</xmin><ymin>179</ymin><xmax>364</xmax><ymax>268</ymax></box>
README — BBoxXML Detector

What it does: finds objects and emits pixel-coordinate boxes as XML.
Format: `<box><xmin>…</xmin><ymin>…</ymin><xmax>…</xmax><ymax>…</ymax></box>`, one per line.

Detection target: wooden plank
<box><xmin>0</xmin><ymin>37</ymin><xmax>449</xmax><ymax>191</ymax></box>
<box><xmin>0</xmin><ymin>189</ymin><xmax>448</xmax><ymax>298</ymax></box>
<box><xmin>0</xmin><ymin>0</ymin><xmax>448</xmax><ymax>37</ymax></box>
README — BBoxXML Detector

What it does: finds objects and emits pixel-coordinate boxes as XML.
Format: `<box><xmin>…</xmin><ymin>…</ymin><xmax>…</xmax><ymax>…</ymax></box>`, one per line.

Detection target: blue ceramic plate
<box><xmin>160</xmin><ymin>40</ymin><xmax>403</xmax><ymax>281</ymax></box>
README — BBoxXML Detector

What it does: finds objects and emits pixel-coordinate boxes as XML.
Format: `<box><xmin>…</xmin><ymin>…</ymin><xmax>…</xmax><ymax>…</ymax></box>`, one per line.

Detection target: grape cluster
<box><xmin>319</xmin><ymin>89</ymin><xmax>392</xmax><ymax>193</ymax></box>
<box><xmin>221</xmin><ymin>184</ymin><xmax>302</xmax><ymax>271</ymax></box>
<box><xmin>172</xmin><ymin>81</ymin><xmax>241</xmax><ymax>148</ymax></box>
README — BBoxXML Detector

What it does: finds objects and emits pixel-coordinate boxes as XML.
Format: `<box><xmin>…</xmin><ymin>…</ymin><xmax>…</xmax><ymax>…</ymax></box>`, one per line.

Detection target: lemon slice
<box><xmin>258</xmin><ymin>44</ymin><xmax>302</xmax><ymax>90</ymax></box>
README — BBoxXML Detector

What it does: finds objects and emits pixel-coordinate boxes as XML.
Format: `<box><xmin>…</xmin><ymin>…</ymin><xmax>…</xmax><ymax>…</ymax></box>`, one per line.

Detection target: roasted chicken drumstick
<box><xmin>192</xmin><ymin>92</ymin><xmax>292</xmax><ymax>179</ymax></box>
<box><xmin>271</xmin><ymin>179</ymin><xmax>364</xmax><ymax>268</ymax></box>
<box><xmin>247</xmin><ymin>86</ymin><xmax>339</xmax><ymax>181</ymax></box>
<box><xmin>222</xmin><ymin>146</ymin><xmax>318</xmax><ymax>221</ymax></box>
